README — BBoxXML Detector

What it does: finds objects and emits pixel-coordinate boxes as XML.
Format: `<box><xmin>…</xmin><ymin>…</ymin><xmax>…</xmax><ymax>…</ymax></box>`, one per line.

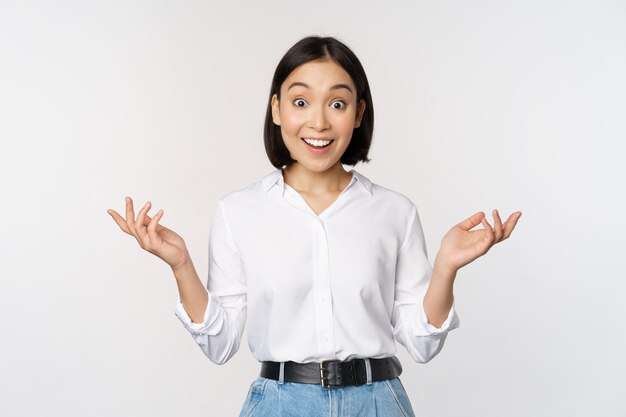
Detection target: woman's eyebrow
<box><xmin>287</xmin><ymin>81</ymin><xmax>353</xmax><ymax>94</ymax></box>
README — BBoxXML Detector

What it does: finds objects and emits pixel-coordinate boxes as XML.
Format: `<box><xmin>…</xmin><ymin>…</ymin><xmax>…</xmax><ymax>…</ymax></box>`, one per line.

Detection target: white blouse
<box><xmin>174</xmin><ymin>168</ymin><xmax>460</xmax><ymax>365</ymax></box>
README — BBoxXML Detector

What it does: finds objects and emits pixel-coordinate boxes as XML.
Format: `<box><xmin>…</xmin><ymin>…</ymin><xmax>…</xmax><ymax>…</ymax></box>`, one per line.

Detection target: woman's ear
<box><xmin>354</xmin><ymin>99</ymin><xmax>366</xmax><ymax>128</ymax></box>
<box><xmin>271</xmin><ymin>94</ymin><xmax>281</xmax><ymax>126</ymax></box>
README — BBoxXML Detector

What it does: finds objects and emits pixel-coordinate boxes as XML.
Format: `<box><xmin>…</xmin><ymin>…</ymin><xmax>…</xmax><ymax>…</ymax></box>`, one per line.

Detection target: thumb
<box><xmin>456</xmin><ymin>211</ymin><xmax>485</xmax><ymax>231</ymax></box>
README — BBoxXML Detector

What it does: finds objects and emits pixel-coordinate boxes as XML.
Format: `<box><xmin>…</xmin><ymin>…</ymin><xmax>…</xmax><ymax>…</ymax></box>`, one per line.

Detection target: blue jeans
<box><xmin>238</xmin><ymin>376</ymin><xmax>416</xmax><ymax>417</ymax></box>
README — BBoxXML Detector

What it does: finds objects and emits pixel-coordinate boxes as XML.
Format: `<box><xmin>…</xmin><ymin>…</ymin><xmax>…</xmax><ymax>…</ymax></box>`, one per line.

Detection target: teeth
<box><xmin>303</xmin><ymin>138</ymin><xmax>332</xmax><ymax>147</ymax></box>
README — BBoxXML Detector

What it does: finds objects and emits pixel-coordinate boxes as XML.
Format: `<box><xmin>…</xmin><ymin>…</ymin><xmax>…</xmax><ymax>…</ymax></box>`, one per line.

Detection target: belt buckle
<box><xmin>319</xmin><ymin>359</ymin><xmax>342</xmax><ymax>390</ymax></box>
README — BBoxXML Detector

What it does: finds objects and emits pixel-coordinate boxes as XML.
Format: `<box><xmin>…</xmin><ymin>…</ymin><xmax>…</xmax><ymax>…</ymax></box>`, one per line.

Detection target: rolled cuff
<box><xmin>174</xmin><ymin>292</ymin><xmax>224</xmax><ymax>337</ymax></box>
<box><xmin>411</xmin><ymin>298</ymin><xmax>460</xmax><ymax>336</ymax></box>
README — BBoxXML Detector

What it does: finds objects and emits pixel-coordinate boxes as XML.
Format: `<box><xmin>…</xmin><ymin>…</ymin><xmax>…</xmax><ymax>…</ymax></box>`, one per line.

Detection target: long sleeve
<box><xmin>174</xmin><ymin>199</ymin><xmax>246</xmax><ymax>365</ymax></box>
<box><xmin>391</xmin><ymin>204</ymin><xmax>460</xmax><ymax>363</ymax></box>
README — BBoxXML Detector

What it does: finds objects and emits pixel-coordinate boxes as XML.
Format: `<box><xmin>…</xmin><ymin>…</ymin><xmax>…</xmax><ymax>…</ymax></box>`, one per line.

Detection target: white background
<box><xmin>1</xmin><ymin>1</ymin><xmax>625</xmax><ymax>416</ymax></box>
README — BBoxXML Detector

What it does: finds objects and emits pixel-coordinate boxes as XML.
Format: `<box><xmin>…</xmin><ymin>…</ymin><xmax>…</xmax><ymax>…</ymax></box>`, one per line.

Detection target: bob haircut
<box><xmin>264</xmin><ymin>36</ymin><xmax>374</xmax><ymax>168</ymax></box>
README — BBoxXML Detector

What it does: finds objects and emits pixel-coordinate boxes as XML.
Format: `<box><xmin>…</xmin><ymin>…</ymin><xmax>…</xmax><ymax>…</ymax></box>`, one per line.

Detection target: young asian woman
<box><xmin>107</xmin><ymin>35</ymin><xmax>522</xmax><ymax>417</ymax></box>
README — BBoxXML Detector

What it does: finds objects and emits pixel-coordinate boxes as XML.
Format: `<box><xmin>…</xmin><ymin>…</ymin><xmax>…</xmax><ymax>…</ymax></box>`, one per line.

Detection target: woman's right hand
<box><xmin>107</xmin><ymin>197</ymin><xmax>190</xmax><ymax>270</ymax></box>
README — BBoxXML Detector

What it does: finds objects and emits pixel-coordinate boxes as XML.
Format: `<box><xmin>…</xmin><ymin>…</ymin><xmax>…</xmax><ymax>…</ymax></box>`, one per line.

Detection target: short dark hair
<box><xmin>264</xmin><ymin>36</ymin><xmax>374</xmax><ymax>168</ymax></box>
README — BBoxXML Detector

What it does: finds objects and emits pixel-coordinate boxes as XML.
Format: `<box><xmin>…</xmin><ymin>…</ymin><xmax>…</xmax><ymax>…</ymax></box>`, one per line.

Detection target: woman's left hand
<box><xmin>436</xmin><ymin>209</ymin><xmax>522</xmax><ymax>272</ymax></box>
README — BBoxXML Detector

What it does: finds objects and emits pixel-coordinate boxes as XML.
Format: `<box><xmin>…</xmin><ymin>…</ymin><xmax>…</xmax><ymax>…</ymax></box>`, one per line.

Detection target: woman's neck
<box><xmin>282</xmin><ymin>162</ymin><xmax>352</xmax><ymax>196</ymax></box>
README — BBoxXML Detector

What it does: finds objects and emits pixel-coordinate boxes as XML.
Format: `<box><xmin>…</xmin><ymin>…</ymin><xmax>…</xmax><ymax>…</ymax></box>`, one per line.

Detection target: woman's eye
<box><xmin>331</xmin><ymin>100</ymin><xmax>346</xmax><ymax>109</ymax></box>
<box><xmin>293</xmin><ymin>98</ymin><xmax>307</xmax><ymax>107</ymax></box>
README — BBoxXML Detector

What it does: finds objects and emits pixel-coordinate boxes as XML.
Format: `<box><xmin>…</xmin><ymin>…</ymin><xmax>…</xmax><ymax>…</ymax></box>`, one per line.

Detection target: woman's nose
<box><xmin>308</xmin><ymin>105</ymin><xmax>331</xmax><ymax>131</ymax></box>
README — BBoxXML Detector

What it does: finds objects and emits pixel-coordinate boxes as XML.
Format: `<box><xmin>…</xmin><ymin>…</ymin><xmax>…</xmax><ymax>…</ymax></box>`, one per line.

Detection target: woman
<box><xmin>108</xmin><ymin>36</ymin><xmax>521</xmax><ymax>417</ymax></box>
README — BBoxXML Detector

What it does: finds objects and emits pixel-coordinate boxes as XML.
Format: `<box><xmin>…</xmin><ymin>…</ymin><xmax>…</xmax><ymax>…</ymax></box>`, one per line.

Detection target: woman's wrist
<box><xmin>171</xmin><ymin>253</ymin><xmax>194</xmax><ymax>276</ymax></box>
<box><xmin>433</xmin><ymin>252</ymin><xmax>458</xmax><ymax>281</ymax></box>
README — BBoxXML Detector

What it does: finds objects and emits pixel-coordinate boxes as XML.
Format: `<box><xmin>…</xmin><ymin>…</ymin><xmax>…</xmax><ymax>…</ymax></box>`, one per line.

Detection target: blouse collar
<box><xmin>261</xmin><ymin>168</ymin><xmax>372</xmax><ymax>196</ymax></box>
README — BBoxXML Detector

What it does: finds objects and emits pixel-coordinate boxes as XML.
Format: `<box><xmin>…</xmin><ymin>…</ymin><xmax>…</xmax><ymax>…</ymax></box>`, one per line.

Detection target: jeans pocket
<box><xmin>383</xmin><ymin>377</ymin><xmax>416</xmax><ymax>417</ymax></box>
<box><xmin>238</xmin><ymin>377</ymin><xmax>268</xmax><ymax>417</ymax></box>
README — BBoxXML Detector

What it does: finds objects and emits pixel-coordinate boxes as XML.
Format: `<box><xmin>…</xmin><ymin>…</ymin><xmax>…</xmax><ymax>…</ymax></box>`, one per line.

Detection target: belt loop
<box><xmin>364</xmin><ymin>358</ymin><xmax>373</xmax><ymax>385</ymax></box>
<box><xmin>278</xmin><ymin>362</ymin><xmax>285</xmax><ymax>384</ymax></box>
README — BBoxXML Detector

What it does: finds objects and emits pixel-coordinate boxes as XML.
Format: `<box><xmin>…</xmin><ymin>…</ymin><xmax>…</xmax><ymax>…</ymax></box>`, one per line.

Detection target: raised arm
<box><xmin>171</xmin><ymin>257</ymin><xmax>208</xmax><ymax>323</ymax></box>
<box><xmin>107</xmin><ymin>197</ymin><xmax>246</xmax><ymax>364</ymax></box>
<box><xmin>424</xmin><ymin>209</ymin><xmax>522</xmax><ymax>327</ymax></box>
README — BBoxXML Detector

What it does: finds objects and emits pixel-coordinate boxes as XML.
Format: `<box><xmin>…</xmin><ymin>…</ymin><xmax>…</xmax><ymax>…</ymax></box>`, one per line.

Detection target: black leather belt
<box><xmin>260</xmin><ymin>356</ymin><xmax>402</xmax><ymax>390</ymax></box>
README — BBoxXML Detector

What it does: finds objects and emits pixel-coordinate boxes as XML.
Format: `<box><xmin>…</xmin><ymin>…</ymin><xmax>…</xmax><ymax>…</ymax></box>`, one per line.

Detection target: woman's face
<box><xmin>271</xmin><ymin>58</ymin><xmax>366</xmax><ymax>173</ymax></box>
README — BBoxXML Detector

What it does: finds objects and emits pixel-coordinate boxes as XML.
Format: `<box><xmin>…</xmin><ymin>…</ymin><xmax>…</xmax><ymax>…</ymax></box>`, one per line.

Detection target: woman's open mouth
<box><xmin>301</xmin><ymin>137</ymin><xmax>334</xmax><ymax>153</ymax></box>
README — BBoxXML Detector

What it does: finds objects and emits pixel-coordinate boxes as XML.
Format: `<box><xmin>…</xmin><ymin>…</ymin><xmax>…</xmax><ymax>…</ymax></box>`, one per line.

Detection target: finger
<box><xmin>143</xmin><ymin>211</ymin><xmax>164</xmax><ymax>230</ymax></box>
<box><xmin>502</xmin><ymin>211</ymin><xmax>522</xmax><ymax>240</ymax></box>
<box><xmin>135</xmin><ymin>201</ymin><xmax>151</xmax><ymax>240</ymax></box>
<box><xmin>147</xmin><ymin>209</ymin><xmax>164</xmax><ymax>241</ymax></box>
<box><xmin>457</xmin><ymin>211</ymin><xmax>485</xmax><ymax>231</ymax></box>
<box><xmin>481</xmin><ymin>217</ymin><xmax>495</xmax><ymax>243</ymax></box>
<box><xmin>107</xmin><ymin>209</ymin><xmax>132</xmax><ymax>234</ymax></box>
<box><xmin>501</xmin><ymin>212</ymin><xmax>521</xmax><ymax>238</ymax></box>
<box><xmin>492</xmin><ymin>209</ymin><xmax>503</xmax><ymax>242</ymax></box>
<box><xmin>125</xmin><ymin>196</ymin><xmax>136</xmax><ymax>231</ymax></box>
<box><xmin>124</xmin><ymin>197</ymin><xmax>146</xmax><ymax>245</ymax></box>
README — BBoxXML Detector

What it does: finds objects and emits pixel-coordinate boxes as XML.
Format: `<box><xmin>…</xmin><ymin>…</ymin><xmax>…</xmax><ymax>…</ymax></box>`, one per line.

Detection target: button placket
<box><xmin>310</xmin><ymin>217</ymin><xmax>335</xmax><ymax>356</ymax></box>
